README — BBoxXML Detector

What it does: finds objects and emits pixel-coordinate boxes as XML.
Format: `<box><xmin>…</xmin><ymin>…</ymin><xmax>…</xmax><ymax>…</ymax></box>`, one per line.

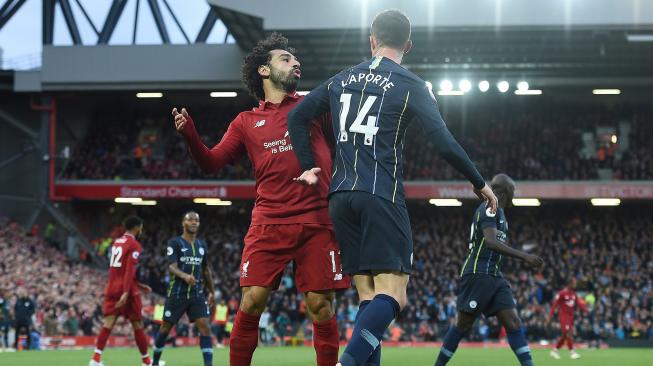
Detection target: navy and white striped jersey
<box><xmin>289</xmin><ymin>56</ymin><xmax>485</xmax><ymax>207</ymax></box>
<box><xmin>166</xmin><ymin>236</ymin><xmax>208</xmax><ymax>299</ymax></box>
<box><xmin>460</xmin><ymin>203</ymin><xmax>508</xmax><ymax>278</ymax></box>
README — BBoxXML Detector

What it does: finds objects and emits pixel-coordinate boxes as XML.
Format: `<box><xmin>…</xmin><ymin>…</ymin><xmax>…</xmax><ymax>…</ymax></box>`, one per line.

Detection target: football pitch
<box><xmin>1</xmin><ymin>346</ymin><xmax>651</xmax><ymax>366</ymax></box>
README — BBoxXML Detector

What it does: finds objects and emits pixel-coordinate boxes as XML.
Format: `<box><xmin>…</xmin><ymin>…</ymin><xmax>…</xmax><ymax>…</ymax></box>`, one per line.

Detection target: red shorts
<box><xmin>240</xmin><ymin>223</ymin><xmax>350</xmax><ymax>293</ymax></box>
<box><xmin>559</xmin><ymin>317</ymin><xmax>574</xmax><ymax>333</ymax></box>
<box><xmin>102</xmin><ymin>292</ymin><xmax>143</xmax><ymax>321</ymax></box>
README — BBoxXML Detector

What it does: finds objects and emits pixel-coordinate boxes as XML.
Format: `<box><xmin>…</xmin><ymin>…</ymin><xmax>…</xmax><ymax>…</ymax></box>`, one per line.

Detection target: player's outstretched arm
<box><xmin>409</xmin><ymin>82</ymin><xmax>497</xmax><ymax>212</ymax></box>
<box><xmin>288</xmin><ymin>80</ymin><xmax>331</xmax><ymax>184</ymax></box>
<box><xmin>482</xmin><ymin>227</ymin><xmax>544</xmax><ymax>269</ymax></box>
<box><xmin>171</xmin><ymin>107</ymin><xmax>245</xmax><ymax>173</ymax></box>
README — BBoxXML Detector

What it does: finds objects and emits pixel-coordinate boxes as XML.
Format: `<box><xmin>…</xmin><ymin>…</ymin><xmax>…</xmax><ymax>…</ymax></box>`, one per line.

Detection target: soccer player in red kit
<box><xmin>548</xmin><ymin>278</ymin><xmax>589</xmax><ymax>360</ymax></box>
<box><xmin>90</xmin><ymin>216</ymin><xmax>156</xmax><ymax>366</ymax></box>
<box><xmin>172</xmin><ymin>33</ymin><xmax>348</xmax><ymax>366</ymax></box>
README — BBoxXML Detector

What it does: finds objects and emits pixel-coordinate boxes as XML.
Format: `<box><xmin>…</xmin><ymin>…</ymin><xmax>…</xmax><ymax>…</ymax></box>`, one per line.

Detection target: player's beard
<box><xmin>270</xmin><ymin>67</ymin><xmax>299</xmax><ymax>94</ymax></box>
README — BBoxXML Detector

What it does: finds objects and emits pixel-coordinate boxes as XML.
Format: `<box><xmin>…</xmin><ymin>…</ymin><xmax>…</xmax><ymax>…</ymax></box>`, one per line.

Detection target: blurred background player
<box><xmin>12</xmin><ymin>288</ymin><xmax>35</xmax><ymax>351</ymax></box>
<box><xmin>434</xmin><ymin>174</ymin><xmax>544</xmax><ymax>366</ymax></box>
<box><xmin>288</xmin><ymin>9</ymin><xmax>497</xmax><ymax>366</ymax></box>
<box><xmin>549</xmin><ymin>278</ymin><xmax>589</xmax><ymax>360</ymax></box>
<box><xmin>172</xmin><ymin>32</ymin><xmax>348</xmax><ymax>366</ymax></box>
<box><xmin>0</xmin><ymin>289</ymin><xmax>9</xmax><ymax>350</ymax></box>
<box><xmin>90</xmin><ymin>216</ymin><xmax>153</xmax><ymax>366</ymax></box>
<box><xmin>151</xmin><ymin>211</ymin><xmax>214</xmax><ymax>366</ymax></box>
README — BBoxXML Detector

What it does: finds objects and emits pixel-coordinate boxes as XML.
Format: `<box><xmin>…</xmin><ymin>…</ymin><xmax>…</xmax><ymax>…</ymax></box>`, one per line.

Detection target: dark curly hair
<box><xmin>241</xmin><ymin>32</ymin><xmax>295</xmax><ymax>100</ymax></box>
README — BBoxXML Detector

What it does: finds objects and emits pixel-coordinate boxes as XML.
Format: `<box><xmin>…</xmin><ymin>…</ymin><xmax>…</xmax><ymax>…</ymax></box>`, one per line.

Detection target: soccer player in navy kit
<box><xmin>288</xmin><ymin>10</ymin><xmax>497</xmax><ymax>366</ymax></box>
<box><xmin>152</xmin><ymin>211</ymin><xmax>215</xmax><ymax>366</ymax></box>
<box><xmin>434</xmin><ymin>174</ymin><xmax>543</xmax><ymax>366</ymax></box>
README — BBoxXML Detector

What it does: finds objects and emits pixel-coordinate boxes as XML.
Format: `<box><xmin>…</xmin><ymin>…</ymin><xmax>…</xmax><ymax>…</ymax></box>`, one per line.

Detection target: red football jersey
<box><xmin>550</xmin><ymin>288</ymin><xmax>587</xmax><ymax>321</ymax></box>
<box><xmin>105</xmin><ymin>232</ymin><xmax>142</xmax><ymax>296</ymax></box>
<box><xmin>181</xmin><ymin>93</ymin><xmax>333</xmax><ymax>225</ymax></box>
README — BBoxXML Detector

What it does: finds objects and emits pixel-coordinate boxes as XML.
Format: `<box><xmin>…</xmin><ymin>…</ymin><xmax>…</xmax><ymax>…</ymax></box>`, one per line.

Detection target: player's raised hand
<box><xmin>115</xmin><ymin>292</ymin><xmax>129</xmax><ymax>308</ymax></box>
<box><xmin>525</xmin><ymin>253</ymin><xmax>544</xmax><ymax>270</ymax></box>
<box><xmin>293</xmin><ymin>167</ymin><xmax>321</xmax><ymax>186</ymax></box>
<box><xmin>172</xmin><ymin>107</ymin><xmax>191</xmax><ymax>132</ymax></box>
<box><xmin>475</xmin><ymin>183</ymin><xmax>498</xmax><ymax>214</ymax></box>
<box><xmin>183</xmin><ymin>273</ymin><xmax>197</xmax><ymax>286</ymax></box>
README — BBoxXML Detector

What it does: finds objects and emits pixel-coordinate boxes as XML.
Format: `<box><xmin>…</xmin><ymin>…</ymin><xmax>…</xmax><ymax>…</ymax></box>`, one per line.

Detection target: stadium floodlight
<box><xmin>297</xmin><ymin>91</ymin><xmax>310</xmax><ymax>96</ymax></box>
<box><xmin>591</xmin><ymin>198</ymin><xmax>621</xmax><ymax>206</ymax></box>
<box><xmin>429</xmin><ymin>198</ymin><xmax>463</xmax><ymax>206</ymax></box>
<box><xmin>611</xmin><ymin>135</ymin><xmax>618</xmax><ymax>143</ymax></box>
<box><xmin>210</xmin><ymin>92</ymin><xmax>238</xmax><ymax>98</ymax></box>
<box><xmin>478</xmin><ymin>80</ymin><xmax>490</xmax><ymax>92</ymax></box>
<box><xmin>131</xmin><ymin>200</ymin><xmax>157</xmax><ymax>206</ymax></box>
<box><xmin>517</xmin><ymin>81</ymin><xmax>529</xmax><ymax>91</ymax></box>
<box><xmin>497</xmin><ymin>81</ymin><xmax>510</xmax><ymax>93</ymax></box>
<box><xmin>193</xmin><ymin>198</ymin><xmax>225</xmax><ymax>204</ymax></box>
<box><xmin>626</xmin><ymin>34</ymin><xmax>653</xmax><ymax>42</ymax></box>
<box><xmin>515</xmin><ymin>89</ymin><xmax>543</xmax><ymax>95</ymax></box>
<box><xmin>459</xmin><ymin>80</ymin><xmax>472</xmax><ymax>93</ymax></box>
<box><xmin>136</xmin><ymin>92</ymin><xmax>163</xmax><ymax>98</ymax></box>
<box><xmin>205</xmin><ymin>200</ymin><xmax>233</xmax><ymax>206</ymax></box>
<box><xmin>592</xmin><ymin>89</ymin><xmax>621</xmax><ymax>95</ymax></box>
<box><xmin>512</xmin><ymin>198</ymin><xmax>541</xmax><ymax>206</ymax></box>
<box><xmin>437</xmin><ymin>91</ymin><xmax>464</xmax><ymax>96</ymax></box>
<box><xmin>439</xmin><ymin>80</ymin><xmax>453</xmax><ymax>92</ymax></box>
<box><xmin>114</xmin><ymin>197</ymin><xmax>143</xmax><ymax>203</ymax></box>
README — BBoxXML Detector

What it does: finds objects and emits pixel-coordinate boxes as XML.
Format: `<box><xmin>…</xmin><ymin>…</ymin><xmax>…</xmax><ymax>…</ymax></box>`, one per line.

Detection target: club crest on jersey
<box><xmin>199</xmin><ymin>247</ymin><xmax>205</xmax><ymax>256</ymax></box>
<box><xmin>241</xmin><ymin>260</ymin><xmax>250</xmax><ymax>278</ymax></box>
<box><xmin>254</xmin><ymin>119</ymin><xmax>266</xmax><ymax>128</ymax></box>
<box><xmin>469</xmin><ymin>300</ymin><xmax>478</xmax><ymax>309</ymax></box>
<box><xmin>167</xmin><ymin>247</ymin><xmax>173</xmax><ymax>256</ymax></box>
<box><xmin>132</xmin><ymin>251</ymin><xmax>139</xmax><ymax>259</ymax></box>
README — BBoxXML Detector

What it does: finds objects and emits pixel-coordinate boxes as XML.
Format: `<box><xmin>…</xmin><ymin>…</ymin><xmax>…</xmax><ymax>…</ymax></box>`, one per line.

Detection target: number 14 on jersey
<box><xmin>339</xmin><ymin>93</ymin><xmax>379</xmax><ymax>145</ymax></box>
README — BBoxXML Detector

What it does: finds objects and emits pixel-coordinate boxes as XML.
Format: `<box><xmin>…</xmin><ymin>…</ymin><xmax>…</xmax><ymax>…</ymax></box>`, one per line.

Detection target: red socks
<box><xmin>229</xmin><ymin>309</ymin><xmax>261</xmax><ymax>366</ymax></box>
<box><xmin>134</xmin><ymin>328</ymin><xmax>151</xmax><ymax>364</ymax></box>
<box><xmin>566</xmin><ymin>336</ymin><xmax>574</xmax><ymax>350</ymax></box>
<box><xmin>92</xmin><ymin>326</ymin><xmax>112</xmax><ymax>362</ymax></box>
<box><xmin>313</xmin><ymin>316</ymin><xmax>339</xmax><ymax>366</ymax></box>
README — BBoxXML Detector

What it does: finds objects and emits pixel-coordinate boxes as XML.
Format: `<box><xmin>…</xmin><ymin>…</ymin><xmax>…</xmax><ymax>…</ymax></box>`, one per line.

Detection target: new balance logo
<box><xmin>254</xmin><ymin>120</ymin><xmax>266</xmax><ymax>128</ymax></box>
<box><xmin>333</xmin><ymin>273</ymin><xmax>343</xmax><ymax>281</ymax></box>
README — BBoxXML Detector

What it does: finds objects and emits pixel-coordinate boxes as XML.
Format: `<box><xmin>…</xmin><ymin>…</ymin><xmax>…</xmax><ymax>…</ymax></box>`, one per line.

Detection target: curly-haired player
<box><xmin>172</xmin><ymin>33</ymin><xmax>348</xmax><ymax>366</ymax></box>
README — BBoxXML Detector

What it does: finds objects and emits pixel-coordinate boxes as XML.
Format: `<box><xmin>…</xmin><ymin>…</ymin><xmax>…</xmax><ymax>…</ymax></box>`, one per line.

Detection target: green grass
<box><xmin>0</xmin><ymin>346</ymin><xmax>651</xmax><ymax>366</ymax></box>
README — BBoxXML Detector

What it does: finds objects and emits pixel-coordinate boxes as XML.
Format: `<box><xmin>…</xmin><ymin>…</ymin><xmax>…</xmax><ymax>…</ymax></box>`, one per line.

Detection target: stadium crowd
<box><xmin>61</xmin><ymin>102</ymin><xmax>652</xmax><ymax>181</ymax></box>
<box><xmin>0</xmin><ymin>218</ymin><xmax>157</xmax><ymax>350</ymax></box>
<box><xmin>1</xmin><ymin>201</ymin><xmax>651</xmax><ymax>349</ymax></box>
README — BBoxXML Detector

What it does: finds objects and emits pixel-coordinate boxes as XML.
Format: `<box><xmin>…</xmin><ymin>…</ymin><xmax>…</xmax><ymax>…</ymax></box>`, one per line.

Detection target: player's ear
<box><xmin>369</xmin><ymin>36</ymin><xmax>377</xmax><ymax>54</ymax></box>
<box><xmin>258</xmin><ymin>64</ymin><xmax>270</xmax><ymax>77</ymax></box>
<box><xmin>403</xmin><ymin>40</ymin><xmax>413</xmax><ymax>55</ymax></box>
